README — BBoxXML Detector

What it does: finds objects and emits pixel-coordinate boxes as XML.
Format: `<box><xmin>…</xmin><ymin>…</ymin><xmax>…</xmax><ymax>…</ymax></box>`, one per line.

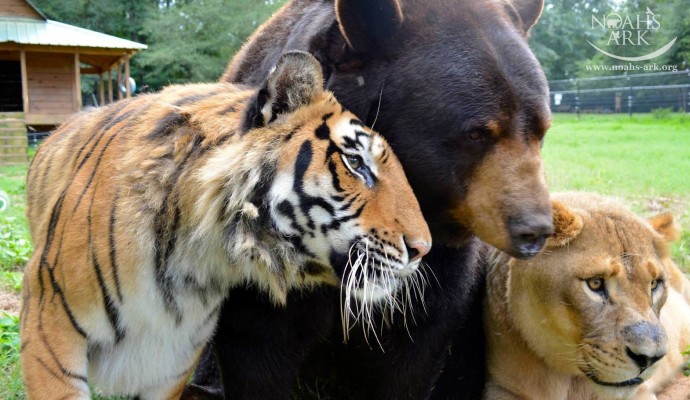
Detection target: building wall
<box><xmin>0</xmin><ymin>0</ymin><xmax>42</xmax><ymax>19</ymax></box>
<box><xmin>26</xmin><ymin>52</ymin><xmax>75</xmax><ymax>116</ymax></box>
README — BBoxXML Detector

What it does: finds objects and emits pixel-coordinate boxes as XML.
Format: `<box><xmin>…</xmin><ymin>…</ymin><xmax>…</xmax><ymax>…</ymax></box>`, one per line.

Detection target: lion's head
<box><xmin>486</xmin><ymin>192</ymin><xmax>687</xmax><ymax>399</ymax></box>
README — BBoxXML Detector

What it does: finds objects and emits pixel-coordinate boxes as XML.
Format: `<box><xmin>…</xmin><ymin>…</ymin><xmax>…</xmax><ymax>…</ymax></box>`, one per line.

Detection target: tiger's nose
<box><xmin>404</xmin><ymin>239</ymin><xmax>431</xmax><ymax>262</ymax></box>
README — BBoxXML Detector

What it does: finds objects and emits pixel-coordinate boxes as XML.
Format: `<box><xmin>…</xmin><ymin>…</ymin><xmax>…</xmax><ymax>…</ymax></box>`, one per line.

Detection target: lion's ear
<box><xmin>649</xmin><ymin>213</ymin><xmax>680</xmax><ymax>243</ymax></box>
<box><xmin>547</xmin><ymin>200</ymin><xmax>583</xmax><ymax>248</ymax></box>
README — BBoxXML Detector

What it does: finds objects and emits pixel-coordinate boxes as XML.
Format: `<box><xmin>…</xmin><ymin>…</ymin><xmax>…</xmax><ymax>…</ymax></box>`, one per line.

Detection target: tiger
<box><xmin>20</xmin><ymin>51</ymin><xmax>431</xmax><ymax>400</ymax></box>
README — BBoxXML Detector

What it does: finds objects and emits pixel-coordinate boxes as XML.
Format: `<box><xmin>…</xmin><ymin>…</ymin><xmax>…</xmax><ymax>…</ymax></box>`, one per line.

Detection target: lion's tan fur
<box><xmin>484</xmin><ymin>192</ymin><xmax>690</xmax><ymax>400</ymax></box>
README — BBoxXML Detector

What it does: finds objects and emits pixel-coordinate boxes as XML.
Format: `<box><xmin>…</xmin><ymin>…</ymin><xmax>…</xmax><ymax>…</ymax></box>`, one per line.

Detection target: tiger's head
<box><xmin>493</xmin><ymin>192</ymin><xmax>681</xmax><ymax>399</ymax></box>
<box><xmin>198</xmin><ymin>52</ymin><xmax>431</xmax><ymax>312</ymax></box>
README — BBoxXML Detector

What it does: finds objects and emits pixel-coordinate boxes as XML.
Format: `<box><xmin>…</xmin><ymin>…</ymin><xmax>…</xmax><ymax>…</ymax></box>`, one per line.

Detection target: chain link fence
<box><xmin>549</xmin><ymin>70</ymin><xmax>690</xmax><ymax>115</ymax></box>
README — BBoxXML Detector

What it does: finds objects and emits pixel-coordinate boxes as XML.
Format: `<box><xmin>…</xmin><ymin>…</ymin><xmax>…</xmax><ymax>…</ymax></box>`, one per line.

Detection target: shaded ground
<box><xmin>658</xmin><ymin>376</ymin><xmax>690</xmax><ymax>400</ymax></box>
<box><xmin>0</xmin><ymin>292</ymin><xmax>19</xmax><ymax>315</ymax></box>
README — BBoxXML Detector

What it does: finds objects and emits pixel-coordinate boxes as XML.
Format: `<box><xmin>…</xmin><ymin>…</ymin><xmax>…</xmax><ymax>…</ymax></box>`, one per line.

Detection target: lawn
<box><xmin>543</xmin><ymin>113</ymin><xmax>690</xmax><ymax>269</ymax></box>
<box><xmin>0</xmin><ymin>113</ymin><xmax>688</xmax><ymax>397</ymax></box>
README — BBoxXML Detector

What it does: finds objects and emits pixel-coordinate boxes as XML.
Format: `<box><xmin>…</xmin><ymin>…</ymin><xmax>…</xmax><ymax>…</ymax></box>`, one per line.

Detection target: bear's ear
<box><xmin>503</xmin><ymin>0</ymin><xmax>544</xmax><ymax>34</ymax></box>
<box><xmin>547</xmin><ymin>200</ymin><xmax>583</xmax><ymax>248</ymax></box>
<box><xmin>335</xmin><ymin>0</ymin><xmax>403</xmax><ymax>53</ymax></box>
<box><xmin>245</xmin><ymin>51</ymin><xmax>324</xmax><ymax>130</ymax></box>
<box><xmin>649</xmin><ymin>213</ymin><xmax>680</xmax><ymax>243</ymax></box>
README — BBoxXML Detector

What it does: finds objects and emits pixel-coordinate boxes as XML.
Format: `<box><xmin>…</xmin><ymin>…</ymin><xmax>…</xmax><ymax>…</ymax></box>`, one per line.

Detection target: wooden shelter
<box><xmin>0</xmin><ymin>0</ymin><xmax>146</xmax><ymax>164</ymax></box>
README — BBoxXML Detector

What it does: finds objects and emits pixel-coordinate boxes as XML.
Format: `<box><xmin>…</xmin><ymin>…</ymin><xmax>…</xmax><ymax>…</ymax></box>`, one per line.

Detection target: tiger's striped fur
<box><xmin>20</xmin><ymin>52</ymin><xmax>430</xmax><ymax>400</ymax></box>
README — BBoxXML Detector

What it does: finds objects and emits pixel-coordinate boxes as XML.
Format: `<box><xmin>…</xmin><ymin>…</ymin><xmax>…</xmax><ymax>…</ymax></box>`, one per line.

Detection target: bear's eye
<box><xmin>468</xmin><ymin>130</ymin><xmax>482</xmax><ymax>141</ymax></box>
<box><xmin>586</xmin><ymin>277</ymin><xmax>605</xmax><ymax>293</ymax></box>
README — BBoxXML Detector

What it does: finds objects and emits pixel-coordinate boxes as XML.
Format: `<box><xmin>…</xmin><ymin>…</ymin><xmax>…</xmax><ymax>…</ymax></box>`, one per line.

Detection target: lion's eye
<box><xmin>651</xmin><ymin>279</ymin><xmax>663</xmax><ymax>293</ymax></box>
<box><xmin>344</xmin><ymin>155</ymin><xmax>362</xmax><ymax>170</ymax></box>
<box><xmin>586</xmin><ymin>277</ymin><xmax>605</xmax><ymax>293</ymax></box>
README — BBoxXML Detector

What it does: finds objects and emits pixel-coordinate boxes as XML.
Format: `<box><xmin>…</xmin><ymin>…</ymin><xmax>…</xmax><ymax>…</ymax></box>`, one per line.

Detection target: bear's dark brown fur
<box><xmin>188</xmin><ymin>1</ymin><xmax>551</xmax><ymax>399</ymax></box>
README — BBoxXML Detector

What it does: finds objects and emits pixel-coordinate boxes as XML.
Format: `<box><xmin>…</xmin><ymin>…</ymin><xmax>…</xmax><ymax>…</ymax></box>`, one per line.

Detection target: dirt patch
<box><xmin>0</xmin><ymin>291</ymin><xmax>20</xmax><ymax>315</ymax></box>
<box><xmin>657</xmin><ymin>376</ymin><xmax>690</xmax><ymax>400</ymax></box>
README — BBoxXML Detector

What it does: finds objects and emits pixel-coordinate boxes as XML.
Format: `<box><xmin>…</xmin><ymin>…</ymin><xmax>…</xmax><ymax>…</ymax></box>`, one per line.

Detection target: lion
<box><xmin>484</xmin><ymin>192</ymin><xmax>690</xmax><ymax>400</ymax></box>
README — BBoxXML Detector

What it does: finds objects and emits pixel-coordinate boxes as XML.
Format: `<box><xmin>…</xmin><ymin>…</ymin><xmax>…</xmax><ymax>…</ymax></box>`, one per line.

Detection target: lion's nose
<box><xmin>623</xmin><ymin>322</ymin><xmax>668</xmax><ymax>372</ymax></box>
<box><xmin>404</xmin><ymin>239</ymin><xmax>431</xmax><ymax>262</ymax></box>
<box><xmin>625</xmin><ymin>347</ymin><xmax>664</xmax><ymax>371</ymax></box>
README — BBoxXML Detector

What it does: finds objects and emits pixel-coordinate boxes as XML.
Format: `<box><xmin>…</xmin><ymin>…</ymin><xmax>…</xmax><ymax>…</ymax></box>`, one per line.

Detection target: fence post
<box><xmin>627</xmin><ymin>75</ymin><xmax>633</xmax><ymax>117</ymax></box>
<box><xmin>570</xmin><ymin>78</ymin><xmax>580</xmax><ymax>119</ymax></box>
<box><xmin>575</xmin><ymin>79</ymin><xmax>580</xmax><ymax>120</ymax></box>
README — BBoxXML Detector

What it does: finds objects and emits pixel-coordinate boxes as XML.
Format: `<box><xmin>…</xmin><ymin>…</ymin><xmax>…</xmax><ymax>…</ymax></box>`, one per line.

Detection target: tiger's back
<box><xmin>24</xmin><ymin>82</ymin><xmax>256</xmax><ymax>398</ymax></box>
<box><xmin>21</xmin><ymin>52</ymin><xmax>431</xmax><ymax>399</ymax></box>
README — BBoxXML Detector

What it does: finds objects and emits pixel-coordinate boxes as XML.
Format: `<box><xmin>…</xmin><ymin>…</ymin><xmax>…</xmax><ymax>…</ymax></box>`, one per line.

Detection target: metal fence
<box><xmin>548</xmin><ymin>70</ymin><xmax>690</xmax><ymax>115</ymax></box>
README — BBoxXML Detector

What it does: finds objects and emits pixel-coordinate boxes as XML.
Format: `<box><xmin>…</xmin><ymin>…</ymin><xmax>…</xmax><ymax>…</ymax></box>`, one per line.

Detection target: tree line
<box><xmin>31</xmin><ymin>0</ymin><xmax>690</xmax><ymax>92</ymax></box>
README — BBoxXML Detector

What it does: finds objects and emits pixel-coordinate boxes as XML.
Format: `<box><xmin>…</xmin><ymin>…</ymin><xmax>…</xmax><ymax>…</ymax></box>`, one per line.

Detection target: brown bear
<box><xmin>187</xmin><ymin>0</ymin><xmax>553</xmax><ymax>399</ymax></box>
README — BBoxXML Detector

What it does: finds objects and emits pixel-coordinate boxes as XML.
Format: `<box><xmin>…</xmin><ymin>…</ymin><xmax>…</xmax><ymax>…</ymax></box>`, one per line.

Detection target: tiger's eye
<box><xmin>586</xmin><ymin>277</ymin><xmax>604</xmax><ymax>292</ymax></box>
<box><xmin>346</xmin><ymin>155</ymin><xmax>362</xmax><ymax>170</ymax></box>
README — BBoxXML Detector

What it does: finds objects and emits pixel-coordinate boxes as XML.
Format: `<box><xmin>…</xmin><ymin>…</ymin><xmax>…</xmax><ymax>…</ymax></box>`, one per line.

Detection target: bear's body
<box><xmin>189</xmin><ymin>0</ymin><xmax>553</xmax><ymax>399</ymax></box>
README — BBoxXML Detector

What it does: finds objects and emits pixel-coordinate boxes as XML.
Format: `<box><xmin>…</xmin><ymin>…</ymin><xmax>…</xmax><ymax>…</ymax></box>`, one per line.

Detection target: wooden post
<box><xmin>20</xmin><ymin>50</ymin><xmax>29</xmax><ymax>114</ymax></box>
<box><xmin>99</xmin><ymin>72</ymin><xmax>105</xmax><ymax>106</ymax></box>
<box><xmin>74</xmin><ymin>53</ymin><xmax>82</xmax><ymax>111</ymax></box>
<box><xmin>116</xmin><ymin>61</ymin><xmax>122</xmax><ymax>100</ymax></box>
<box><xmin>124</xmin><ymin>53</ymin><xmax>131</xmax><ymax>98</ymax></box>
<box><xmin>108</xmin><ymin>69</ymin><xmax>113</xmax><ymax>104</ymax></box>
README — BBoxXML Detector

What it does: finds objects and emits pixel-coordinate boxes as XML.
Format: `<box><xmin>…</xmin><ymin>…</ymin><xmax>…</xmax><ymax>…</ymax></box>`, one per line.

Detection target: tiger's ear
<box><xmin>546</xmin><ymin>200</ymin><xmax>583</xmax><ymax>249</ymax></box>
<box><xmin>244</xmin><ymin>51</ymin><xmax>324</xmax><ymax>131</ymax></box>
<box><xmin>649</xmin><ymin>213</ymin><xmax>680</xmax><ymax>243</ymax></box>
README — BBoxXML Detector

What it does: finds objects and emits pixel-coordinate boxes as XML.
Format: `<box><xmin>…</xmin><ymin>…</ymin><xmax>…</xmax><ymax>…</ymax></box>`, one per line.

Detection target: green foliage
<box><xmin>651</xmin><ymin>107</ymin><xmax>674</xmax><ymax>119</ymax></box>
<box><xmin>0</xmin><ymin>272</ymin><xmax>22</xmax><ymax>294</ymax></box>
<box><xmin>32</xmin><ymin>0</ymin><xmax>286</xmax><ymax>92</ymax></box>
<box><xmin>0</xmin><ymin>313</ymin><xmax>22</xmax><ymax>400</ymax></box>
<box><xmin>529</xmin><ymin>0</ymin><xmax>610</xmax><ymax>79</ymax></box>
<box><xmin>529</xmin><ymin>0</ymin><xmax>690</xmax><ymax>79</ymax></box>
<box><xmin>684</xmin><ymin>347</ymin><xmax>690</xmax><ymax>376</ymax></box>
<box><xmin>138</xmin><ymin>0</ymin><xmax>285</xmax><ymax>89</ymax></box>
<box><xmin>674</xmin><ymin>230</ymin><xmax>690</xmax><ymax>273</ymax></box>
<box><xmin>0</xmin><ymin>216</ymin><xmax>31</xmax><ymax>272</ymax></box>
<box><xmin>0</xmin><ymin>313</ymin><xmax>19</xmax><ymax>366</ymax></box>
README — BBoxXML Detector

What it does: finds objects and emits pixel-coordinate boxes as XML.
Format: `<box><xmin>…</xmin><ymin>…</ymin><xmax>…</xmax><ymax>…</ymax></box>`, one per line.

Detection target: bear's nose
<box><xmin>404</xmin><ymin>239</ymin><xmax>431</xmax><ymax>262</ymax></box>
<box><xmin>508</xmin><ymin>215</ymin><xmax>553</xmax><ymax>259</ymax></box>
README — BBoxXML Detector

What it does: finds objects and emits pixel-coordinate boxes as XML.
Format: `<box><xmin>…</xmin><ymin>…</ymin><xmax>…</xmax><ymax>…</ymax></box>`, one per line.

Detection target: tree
<box><xmin>529</xmin><ymin>0</ymin><xmax>690</xmax><ymax>79</ymax></box>
<box><xmin>529</xmin><ymin>0</ymin><xmax>613</xmax><ymax>79</ymax></box>
<box><xmin>137</xmin><ymin>0</ymin><xmax>285</xmax><ymax>89</ymax></box>
<box><xmin>31</xmin><ymin>0</ymin><xmax>285</xmax><ymax>92</ymax></box>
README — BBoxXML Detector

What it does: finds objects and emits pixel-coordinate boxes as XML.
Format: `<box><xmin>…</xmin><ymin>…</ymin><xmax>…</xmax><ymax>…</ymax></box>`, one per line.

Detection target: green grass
<box><xmin>0</xmin><ymin>163</ymin><xmax>31</xmax><ymax>294</ymax></box>
<box><xmin>0</xmin><ymin>312</ymin><xmax>22</xmax><ymax>400</ymax></box>
<box><xmin>0</xmin><ymin>113</ymin><xmax>688</xmax><ymax>396</ymax></box>
<box><xmin>543</xmin><ymin>113</ymin><xmax>690</xmax><ymax>196</ymax></box>
<box><xmin>0</xmin><ymin>163</ymin><xmax>29</xmax><ymax>399</ymax></box>
<box><xmin>543</xmin><ymin>113</ymin><xmax>690</xmax><ymax>271</ymax></box>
